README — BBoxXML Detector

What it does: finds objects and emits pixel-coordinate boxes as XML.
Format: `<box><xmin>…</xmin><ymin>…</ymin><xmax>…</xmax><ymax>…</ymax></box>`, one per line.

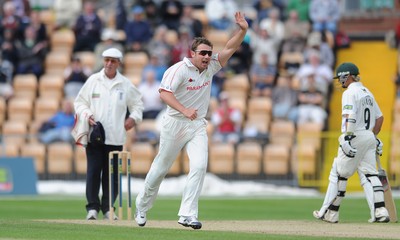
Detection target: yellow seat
<box><xmin>130</xmin><ymin>142</ymin><xmax>155</xmax><ymax>175</ymax></box>
<box><xmin>47</xmin><ymin>142</ymin><xmax>73</xmax><ymax>175</ymax></box>
<box><xmin>269</xmin><ymin>119</ymin><xmax>296</xmax><ymax>149</ymax></box>
<box><xmin>2</xmin><ymin>120</ymin><xmax>28</xmax><ymax>146</ymax></box>
<box><xmin>0</xmin><ymin>97</ymin><xmax>6</xmax><ymax>127</ymax></box>
<box><xmin>124</xmin><ymin>52</ymin><xmax>149</xmax><ymax>75</ymax></box>
<box><xmin>13</xmin><ymin>74</ymin><xmax>38</xmax><ymax>100</ymax></box>
<box><xmin>7</xmin><ymin>97</ymin><xmax>33</xmax><ymax>123</ymax></box>
<box><xmin>74</xmin><ymin>146</ymin><xmax>87</xmax><ymax>175</ymax></box>
<box><xmin>38</xmin><ymin>74</ymin><xmax>64</xmax><ymax>99</ymax></box>
<box><xmin>20</xmin><ymin>142</ymin><xmax>46</xmax><ymax>175</ymax></box>
<box><xmin>75</xmin><ymin>51</ymin><xmax>96</xmax><ymax>70</ymax></box>
<box><xmin>236</xmin><ymin>142</ymin><xmax>262</xmax><ymax>175</ymax></box>
<box><xmin>45</xmin><ymin>51</ymin><xmax>71</xmax><ymax>75</ymax></box>
<box><xmin>0</xmin><ymin>143</ymin><xmax>20</xmax><ymax>157</ymax></box>
<box><xmin>34</xmin><ymin>97</ymin><xmax>60</xmax><ymax>122</ymax></box>
<box><xmin>50</xmin><ymin>29</ymin><xmax>75</xmax><ymax>53</ymax></box>
<box><xmin>263</xmin><ymin>144</ymin><xmax>290</xmax><ymax>175</ymax></box>
<box><xmin>208</xmin><ymin>142</ymin><xmax>235</xmax><ymax>174</ymax></box>
<box><xmin>296</xmin><ymin>143</ymin><xmax>317</xmax><ymax>175</ymax></box>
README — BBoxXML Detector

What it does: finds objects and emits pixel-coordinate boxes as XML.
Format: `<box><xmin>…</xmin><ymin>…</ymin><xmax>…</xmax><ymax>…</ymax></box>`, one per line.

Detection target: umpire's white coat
<box><xmin>74</xmin><ymin>69</ymin><xmax>143</xmax><ymax>146</ymax></box>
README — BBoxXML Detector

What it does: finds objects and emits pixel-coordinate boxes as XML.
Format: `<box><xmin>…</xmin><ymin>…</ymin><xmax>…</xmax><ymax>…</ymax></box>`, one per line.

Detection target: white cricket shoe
<box><xmin>374</xmin><ymin>207</ymin><xmax>390</xmax><ymax>223</ymax></box>
<box><xmin>178</xmin><ymin>216</ymin><xmax>202</xmax><ymax>229</ymax></box>
<box><xmin>313</xmin><ymin>210</ymin><xmax>338</xmax><ymax>223</ymax></box>
<box><xmin>103</xmin><ymin>211</ymin><xmax>118</xmax><ymax>220</ymax></box>
<box><xmin>135</xmin><ymin>209</ymin><xmax>147</xmax><ymax>227</ymax></box>
<box><xmin>86</xmin><ymin>209</ymin><xmax>98</xmax><ymax>220</ymax></box>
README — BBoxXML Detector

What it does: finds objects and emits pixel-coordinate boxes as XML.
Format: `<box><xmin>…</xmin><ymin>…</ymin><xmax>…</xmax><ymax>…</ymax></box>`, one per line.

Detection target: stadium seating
<box><xmin>73</xmin><ymin>146</ymin><xmax>87</xmax><ymax>175</ymax></box>
<box><xmin>2</xmin><ymin>120</ymin><xmax>28</xmax><ymax>146</ymax></box>
<box><xmin>7</xmin><ymin>97</ymin><xmax>33</xmax><ymax>123</ymax></box>
<box><xmin>12</xmin><ymin>74</ymin><xmax>38</xmax><ymax>100</ymax></box>
<box><xmin>236</xmin><ymin>141</ymin><xmax>262</xmax><ymax>175</ymax></box>
<box><xmin>47</xmin><ymin>142</ymin><xmax>73</xmax><ymax>175</ymax></box>
<box><xmin>129</xmin><ymin>142</ymin><xmax>155</xmax><ymax>175</ymax></box>
<box><xmin>263</xmin><ymin>144</ymin><xmax>290</xmax><ymax>175</ymax></box>
<box><xmin>208</xmin><ymin>142</ymin><xmax>235</xmax><ymax>174</ymax></box>
<box><xmin>20</xmin><ymin>142</ymin><xmax>46</xmax><ymax>175</ymax></box>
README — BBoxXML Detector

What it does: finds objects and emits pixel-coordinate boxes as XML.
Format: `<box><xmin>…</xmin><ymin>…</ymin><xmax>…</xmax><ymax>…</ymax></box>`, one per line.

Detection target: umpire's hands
<box><xmin>376</xmin><ymin>137</ymin><xmax>383</xmax><ymax>156</ymax></box>
<box><xmin>340</xmin><ymin>135</ymin><xmax>357</xmax><ymax>158</ymax></box>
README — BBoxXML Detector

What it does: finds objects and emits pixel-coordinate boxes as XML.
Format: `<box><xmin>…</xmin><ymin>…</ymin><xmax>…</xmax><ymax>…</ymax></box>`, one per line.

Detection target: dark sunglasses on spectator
<box><xmin>195</xmin><ymin>50</ymin><xmax>212</xmax><ymax>56</ymax></box>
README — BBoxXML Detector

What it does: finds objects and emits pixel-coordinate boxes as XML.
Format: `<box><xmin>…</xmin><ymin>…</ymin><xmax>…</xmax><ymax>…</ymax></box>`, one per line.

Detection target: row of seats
<box><xmin>0</xmin><ymin>140</ymin><xmax>313</xmax><ymax>179</ymax></box>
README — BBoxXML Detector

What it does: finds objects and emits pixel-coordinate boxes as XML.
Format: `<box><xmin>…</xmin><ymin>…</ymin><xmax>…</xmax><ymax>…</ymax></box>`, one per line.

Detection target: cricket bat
<box><xmin>376</xmin><ymin>155</ymin><xmax>398</xmax><ymax>222</ymax></box>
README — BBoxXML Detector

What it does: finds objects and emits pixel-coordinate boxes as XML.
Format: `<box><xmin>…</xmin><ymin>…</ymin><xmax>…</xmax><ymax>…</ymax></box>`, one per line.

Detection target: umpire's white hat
<box><xmin>102</xmin><ymin>48</ymin><xmax>123</xmax><ymax>61</ymax></box>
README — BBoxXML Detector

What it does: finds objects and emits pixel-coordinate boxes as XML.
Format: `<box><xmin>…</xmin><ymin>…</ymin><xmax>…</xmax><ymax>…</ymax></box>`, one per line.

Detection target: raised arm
<box><xmin>218</xmin><ymin>12</ymin><xmax>249</xmax><ymax>67</ymax></box>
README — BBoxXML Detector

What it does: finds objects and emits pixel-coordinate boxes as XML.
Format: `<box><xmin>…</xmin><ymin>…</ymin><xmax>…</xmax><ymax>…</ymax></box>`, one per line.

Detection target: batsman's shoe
<box><xmin>103</xmin><ymin>211</ymin><xmax>118</xmax><ymax>220</ymax></box>
<box><xmin>374</xmin><ymin>207</ymin><xmax>390</xmax><ymax>223</ymax></box>
<box><xmin>322</xmin><ymin>209</ymin><xmax>339</xmax><ymax>223</ymax></box>
<box><xmin>178</xmin><ymin>216</ymin><xmax>202</xmax><ymax>230</ymax></box>
<box><xmin>86</xmin><ymin>210</ymin><xmax>98</xmax><ymax>220</ymax></box>
<box><xmin>135</xmin><ymin>209</ymin><xmax>147</xmax><ymax>227</ymax></box>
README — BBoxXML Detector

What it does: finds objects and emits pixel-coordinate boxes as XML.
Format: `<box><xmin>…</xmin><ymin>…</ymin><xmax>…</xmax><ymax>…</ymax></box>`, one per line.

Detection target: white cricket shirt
<box><xmin>159</xmin><ymin>55</ymin><xmax>222</xmax><ymax>118</ymax></box>
<box><xmin>341</xmin><ymin>82</ymin><xmax>382</xmax><ymax>133</ymax></box>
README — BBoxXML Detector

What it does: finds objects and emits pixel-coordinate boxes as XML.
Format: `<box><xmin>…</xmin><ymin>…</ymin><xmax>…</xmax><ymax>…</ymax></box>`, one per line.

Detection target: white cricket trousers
<box><xmin>136</xmin><ymin>114</ymin><xmax>208</xmax><ymax>218</ymax></box>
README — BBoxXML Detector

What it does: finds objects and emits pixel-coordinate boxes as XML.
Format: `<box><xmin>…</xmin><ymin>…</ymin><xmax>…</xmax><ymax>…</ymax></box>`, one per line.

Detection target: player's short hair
<box><xmin>191</xmin><ymin>37</ymin><xmax>213</xmax><ymax>51</ymax></box>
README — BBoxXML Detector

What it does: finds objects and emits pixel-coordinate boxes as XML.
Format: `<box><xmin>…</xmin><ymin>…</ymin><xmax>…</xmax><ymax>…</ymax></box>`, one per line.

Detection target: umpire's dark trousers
<box><xmin>85</xmin><ymin>143</ymin><xmax>122</xmax><ymax>214</ymax></box>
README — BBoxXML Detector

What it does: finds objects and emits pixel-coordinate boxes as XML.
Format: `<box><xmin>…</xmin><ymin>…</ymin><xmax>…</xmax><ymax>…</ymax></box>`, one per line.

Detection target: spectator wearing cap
<box><xmin>93</xmin><ymin>28</ymin><xmax>124</xmax><ymax>72</ymax></box>
<box><xmin>74</xmin><ymin>47</ymin><xmax>144</xmax><ymax>221</ymax></box>
<box><xmin>124</xmin><ymin>5</ymin><xmax>153</xmax><ymax>52</ymax></box>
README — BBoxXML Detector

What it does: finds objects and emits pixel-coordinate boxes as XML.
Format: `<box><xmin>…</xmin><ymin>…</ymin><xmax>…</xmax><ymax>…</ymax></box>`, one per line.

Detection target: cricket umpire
<box><xmin>313</xmin><ymin>62</ymin><xmax>390</xmax><ymax>223</ymax></box>
<box><xmin>74</xmin><ymin>48</ymin><xmax>143</xmax><ymax>220</ymax></box>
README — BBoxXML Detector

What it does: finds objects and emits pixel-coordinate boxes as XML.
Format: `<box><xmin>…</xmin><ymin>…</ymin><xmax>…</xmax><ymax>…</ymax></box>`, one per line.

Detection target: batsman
<box><xmin>313</xmin><ymin>62</ymin><xmax>390</xmax><ymax>223</ymax></box>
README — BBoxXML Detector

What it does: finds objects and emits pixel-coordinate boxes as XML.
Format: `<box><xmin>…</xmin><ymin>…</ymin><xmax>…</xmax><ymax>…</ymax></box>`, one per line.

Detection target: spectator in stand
<box><xmin>211</xmin><ymin>91</ymin><xmax>242</xmax><ymax>144</ymax></box>
<box><xmin>124</xmin><ymin>5</ymin><xmax>153</xmax><ymax>53</ymax></box>
<box><xmin>93</xmin><ymin>28</ymin><xmax>124</xmax><ymax>72</ymax></box>
<box><xmin>0</xmin><ymin>1</ymin><xmax>23</xmax><ymax>41</ymax></box>
<box><xmin>138</xmin><ymin>69</ymin><xmax>165</xmax><ymax>119</ymax></box>
<box><xmin>63</xmin><ymin>56</ymin><xmax>91</xmax><ymax>99</ymax></box>
<box><xmin>205</xmin><ymin>0</ymin><xmax>238</xmax><ymax>30</ymax></box>
<box><xmin>0</xmin><ymin>56</ymin><xmax>14</xmax><ymax>100</ymax></box>
<box><xmin>73</xmin><ymin>1</ymin><xmax>102</xmax><ymax>52</ymax></box>
<box><xmin>1</xmin><ymin>29</ymin><xmax>19</xmax><ymax>72</ymax></box>
<box><xmin>285</xmin><ymin>0</ymin><xmax>310</xmax><ymax>22</ymax></box>
<box><xmin>249</xmin><ymin>52</ymin><xmax>276</xmax><ymax>98</ymax></box>
<box><xmin>271</xmin><ymin>75</ymin><xmax>298</xmax><ymax>122</ymax></box>
<box><xmin>159</xmin><ymin>0</ymin><xmax>184</xmax><ymax>32</ymax></box>
<box><xmin>179</xmin><ymin>5</ymin><xmax>203</xmax><ymax>38</ymax></box>
<box><xmin>26</xmin><ymin>10</ymin><xmax>47</xmax><ymax>44</ymax></box>
<box><xmin>295</xmin><ymin>49</ymin><xmax>333</xmax><ymax>97</ymax></box>
<box><xmin>281</xmin><ymin>9</ymin><xmax>310</xmax><ymax>53</ymax></box>
<box><xmin>39</xmin><ymin>99</ymin><xmax>75</xmax><ymax>144</ymax></box>
<box><xmin>296</xmin><ymin>73</ymin><xmax>327</xmax><ymax>126</ymax></box>
<box><xmin>303</xmin><ymin>31</ymin><xmax>334</xmax><ymax>68</ymax></box>
<box><xmin>259</xmin><ymin>7</ymin><xmax>285</xmax><ymax>45</ymax></box>
<box><xmin>53</xmin><ymin>0</ymin><xmax>82</xmax><ymax>29</ymax></box>
<box><xmin>248</xmin><ymin>28</ymin><xmax>279</xmax><ymax>67</ymax></box>
<box><xmin>11</xmin><ymin>0</ymin><xmax>30</xmax><ymax>25</ymax></box>
<box><xmin>253</xmin><ymin>0</ymin><xmax>285</xmax><ymax>23</ymax></box>
<box><xmin>137</xmin><ymin>0</ymin><xmax>160</xmax><ymax>31</ymax></box>
<box><xmin>309</xmin><ymin>0</ymin><xmax>340</xmax><ymax>35</ymax></box>
<box><xmin>146</xmin><ymin>25</ymin><xmax>172</xmax><ymax>67</ymax></box>
<box><xmin>142</xmin><ymin>54</ymin><xmax>168</xmax><ymax>83</ymax></box>
<box><xmin>170</xmin><ymin>26</ymin><xmax>192</xmax><ymax>65</ymax></box>
<box><xmin>15</xmin><ymin>25</ymin><xmax>47</xmax><ymax>78</ymax></box>
<box><xmin>227</xmin><ymin>36</ymin><xmax>252</xmax><ymax>74</ymax></box>
<box><xmin>115</xmin><ymin>0</ymin><xmax>127</xmax><ymax>30</ymax></box>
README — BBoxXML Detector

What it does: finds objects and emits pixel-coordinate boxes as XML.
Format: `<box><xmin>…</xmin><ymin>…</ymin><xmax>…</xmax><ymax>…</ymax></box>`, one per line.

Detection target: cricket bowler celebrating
<box><xmin>134</xmin><ymin>12</ymin><xmax>248</xmax><ymax>229</ymax></box>
<box><xmin>313</xmin><ymin>62</ymin><xmax>390</xmax><ymax>223</ymax></box>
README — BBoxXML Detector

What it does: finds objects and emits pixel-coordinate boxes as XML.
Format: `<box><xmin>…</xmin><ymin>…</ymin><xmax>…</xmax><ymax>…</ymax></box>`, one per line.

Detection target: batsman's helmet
<box><xmin>333</xmin><ymin>62</ymin><xmax>359</xmax><ymax>86</ymax></box>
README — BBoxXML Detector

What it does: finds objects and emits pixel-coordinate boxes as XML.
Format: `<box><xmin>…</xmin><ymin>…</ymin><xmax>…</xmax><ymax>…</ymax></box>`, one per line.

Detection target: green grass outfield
<box><xmin>0</xmin><ymin>195</ymin><xmax>399</xmax><ymax>240</ymax></box>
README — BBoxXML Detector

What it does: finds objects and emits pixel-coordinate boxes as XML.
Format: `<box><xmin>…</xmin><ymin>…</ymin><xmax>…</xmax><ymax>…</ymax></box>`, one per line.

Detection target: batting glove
<box><xmin>340</xmin><ymin>135</ymin><xmax>357</xmax><ymax>158</ymax></box>
<box><xmin>376</xmin><ymin>137</ymin><xmax>383</xmax><ymax>156</ymax></box>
